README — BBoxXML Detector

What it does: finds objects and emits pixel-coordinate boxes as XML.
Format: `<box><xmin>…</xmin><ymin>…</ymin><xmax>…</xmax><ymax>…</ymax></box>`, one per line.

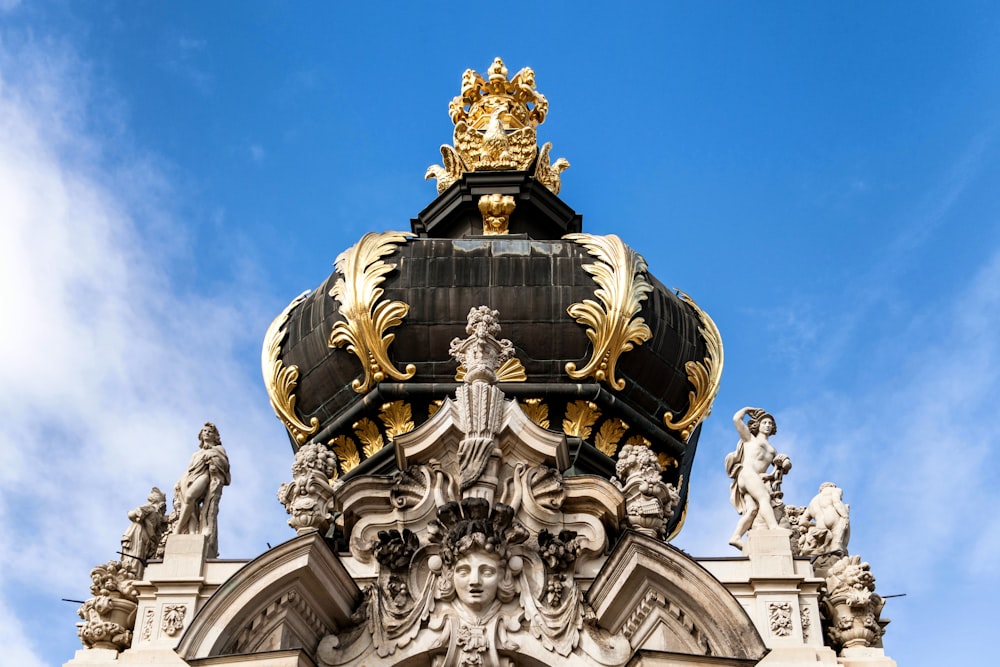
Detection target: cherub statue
<box><xmin>174</xmin><ymin>422</ymin><xmax>230</xmax><ymax>557</ymax></box>
<box><xmin>725</xmin><ymin>407</ymin><xmax>791</xmax><ymax>551</ymax></box>
<box><xmin>800</xmin><ymin>482</ymin><xmax>850</xmax><ymax>555</ymax></box>
<box><xmin>120</xmin><ymin>486</ymin><xmax>167</xmax><ymax>576</ymax></box>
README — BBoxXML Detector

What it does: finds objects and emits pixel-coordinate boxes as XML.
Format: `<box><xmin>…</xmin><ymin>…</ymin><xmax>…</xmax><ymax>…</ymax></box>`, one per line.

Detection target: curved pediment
<box><xmin>176</xmin><ymin>533</ymin><xmax>360</xmax><ymax>660</ymax></box>
<box><xmin>588</xmin><ymin>532</ymin><xmax>767</xmax><ymax>661</ymax></box>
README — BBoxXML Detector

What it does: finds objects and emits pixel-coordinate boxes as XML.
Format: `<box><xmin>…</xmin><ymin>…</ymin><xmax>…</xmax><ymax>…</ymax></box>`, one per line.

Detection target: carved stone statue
<box><xmin>278</xmin><ymin>442</ymin><xmax>339</xmax><ymax>535</ymax></box>
<box><xmin>725</xmin><ymin>407</ymin><xmax>791</xmax><ymax>551</ymax></box>
<box><xmin>174</xmin><ymin>422</ymin><xmax>230</xmax><ymax>557</ymax></box>
<box><xmin>821</xmin><ymin>555</ymin><xmax>885</xmax><ymax>652</ymax></box>
<box><xmin>799</xmin><ymin>482</ymin><xmax>851</xmax><ymax>557</ymax></box>
<box><xmin>449</xmin><ymin>306</ymin><xmax>514</xmax><ymax>500</ymax></box>
<box><xmin>76</xmin><ymin>560</ymin><xmax>139</xmax><ymax>651</ymax></box>
<box><xmin>120</xmin><ymin>486</ymin><xmax>167</xmax><ymax>577</ymax></box>
<box><xmin>612</xmin><ymin>444</ymin><xmax>679</xmax><ymax>540</ymax></box>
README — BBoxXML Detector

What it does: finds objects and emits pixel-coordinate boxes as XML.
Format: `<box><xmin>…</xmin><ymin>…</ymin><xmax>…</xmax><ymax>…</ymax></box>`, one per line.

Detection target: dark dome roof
<box><xmin>263</xmin><ymin>172</ymin><xmax>721</xmax><ymax>536</ymax></box>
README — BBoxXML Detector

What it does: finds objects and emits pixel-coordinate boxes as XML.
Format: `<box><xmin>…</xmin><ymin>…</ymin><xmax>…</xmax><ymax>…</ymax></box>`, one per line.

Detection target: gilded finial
<box><xmin>426</xmin><ymin>58</ymin><xmax>568</xmax><ymax>195</ymax></box>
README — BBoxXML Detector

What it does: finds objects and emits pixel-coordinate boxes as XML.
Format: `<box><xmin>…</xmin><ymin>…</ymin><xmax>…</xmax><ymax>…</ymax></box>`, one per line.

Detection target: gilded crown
<box><xmin>448</xmin><ymin>57</ymin><xmax>548</xmax><ymax>130</ymax></box>
<box><xmin>426</xmin><ymin>57</ymin><xmax>569</xmax><ymax>196</ymax></box>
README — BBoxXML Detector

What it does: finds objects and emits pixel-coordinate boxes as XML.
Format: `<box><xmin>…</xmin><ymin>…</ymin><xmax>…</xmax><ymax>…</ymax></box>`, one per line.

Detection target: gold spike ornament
<box><xmin>328</xmin><ymin>231</ymin><xmax>416</xmax><ymax>394</ymax></box>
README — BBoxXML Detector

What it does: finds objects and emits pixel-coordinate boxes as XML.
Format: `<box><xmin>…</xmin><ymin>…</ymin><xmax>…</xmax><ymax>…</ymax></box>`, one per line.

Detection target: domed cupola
<box><xmin>262</xmin><ymin>57</ymin><xmax>722</xmax><ymax>538</ymax></box>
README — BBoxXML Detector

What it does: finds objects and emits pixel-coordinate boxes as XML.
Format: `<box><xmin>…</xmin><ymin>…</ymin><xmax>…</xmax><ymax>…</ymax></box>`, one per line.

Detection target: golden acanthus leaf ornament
<box><xmin>354</xmin><ymin>418</ymin><xmax>384</xmax><ymax>458</ymax></box>
<box><xmin>564</xmin><ymin>234</ymin><xmax>654</xmax><ymax>390</ymax></box>
<box><xmin>562</xmin><ymin>400</ymin><xmax>601</xmax><ymax>440</ymax></box>
<box><xmin>328</xmin><ymin>231</ymin><xmax>416</xmax><ymax>394</ymax></box>
<box><xmin>379</xmin><ymin>401</ymin><xmax>415</xmax><ymax>441</ymax></box>
<box><xmin>261</xmin><ymin>291</ymin><xmax>319</xmax><ymax>444</ymax></box>
<box><xmin>595</xmin><ymin>418</ymin><xmax>628</xmax><ymax>457</ymax></box>
<box><xmin>662</xmin><ymin>290</ymin><xmax>724</xmax><ymax>441</ymax></box>
<box><xmin>330</xmin><ymin>435</ymin><xmax>360</xmax><ymax>474</ymax></box>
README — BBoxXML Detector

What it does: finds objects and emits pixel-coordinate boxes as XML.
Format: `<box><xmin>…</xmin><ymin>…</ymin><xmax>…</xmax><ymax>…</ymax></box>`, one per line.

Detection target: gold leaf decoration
<box><xmin>328</xmin><ymin>231</ymin><xmax>416</xmax><ymax>394</ymax></box>
<box><xmin>330</xmin><ymin>435</ymin><xmax>361</xmax><ymax>474</ymax></box>
<box><xmin>354</xmin><ymin>417</ymin><xmax>384</xmax><ymax>458</ymax></box>
<box><xmin>658</xmin><ymin>453</ymin><xmax>678</xmax><ymax>471</ymax></box>
<box><xmin>456</xmin><ymin>357</ymin><xmax>527</xmax><ymax>382</ymax></box>
<box><xmin>427</xmin><ymin>400</ymin><xmax>444</xmax><ymax>418</ymax></box>
<box><xmin>662</xmin><ymin>289</ymin><xmax>724</xmax><ymax>441</ymax></box>
<box><xmin>564</xmin><ymin>234</ymin><xmax>653</xmax><ymax>391</ymax></box>
<box><xmin>379</xmin><ymin>401</ymin><xmax>414</xmax><ymax>441</ymax></box>
<box><xmin>595</xmin><ymin>418</ymin><xmax>628</xmax><ymax>457</ymax></box>
<box><xmin>626</xmin><ymin>435</ymin><xmax>651</xmax><ymax>448</ymax></box>
<box><xmin>562</xmin><ymin>400</ymin><xmax>600</xmax><ymax>440</ymax></box>
<box><xmin>262</xmin><ymin>291</ymin><xmax>319</xmax><ymax>444</ymax></box>
<box><xmin>521</xmin><ymin>398</ymin><xmax>550</xmax><ymax>429</ymax></box>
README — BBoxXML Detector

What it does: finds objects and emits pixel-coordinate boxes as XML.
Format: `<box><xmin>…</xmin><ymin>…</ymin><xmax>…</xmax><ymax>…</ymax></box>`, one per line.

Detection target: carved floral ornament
<box><xmin>426</xmin><ymin>57</ymin><xmax>569</xmax><ymax>195</ymax></box>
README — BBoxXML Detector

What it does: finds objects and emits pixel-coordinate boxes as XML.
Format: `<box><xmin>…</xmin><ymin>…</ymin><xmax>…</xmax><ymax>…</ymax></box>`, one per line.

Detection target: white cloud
<box><xmin>0</xmin><ymin>28</ymin><xmax>292</xmax><ymax>665</ymax></box>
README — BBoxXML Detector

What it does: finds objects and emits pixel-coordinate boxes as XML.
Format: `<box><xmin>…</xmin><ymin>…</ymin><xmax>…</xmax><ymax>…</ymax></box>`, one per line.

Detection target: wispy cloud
<box><xmin>0</xmin><ymin>29</ymin><xmax>291</xmax><ymax>664</ymax></box>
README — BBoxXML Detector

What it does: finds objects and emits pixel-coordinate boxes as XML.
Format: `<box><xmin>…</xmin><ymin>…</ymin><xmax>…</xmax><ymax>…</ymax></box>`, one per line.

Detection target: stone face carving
<box><xmin>612</xmin><ymin>444</ymin><xmax>679</xmax><ymax>539</ymax></box>
<box><xmin>725</xmin><ymin>407</ymin><xmax>791</xmax><ymax>551</ymax></box>
<box><xmin>278</xmin><ymin>442</ymin><xmax>339</xmax><ymax>535</ymax></box>
<box><xmin>120</xmin><ymin>486</ymin><xmax>167</xmax><ymax>577</ymax></box>
<box><xmin>821</xmin><ymin>555</ymin><xmax>886</xmax><ymax>652</ymax></box>
<box><xmin>798</xmin><ymin>482</ymin><xmax>850</xmax><ymax>557</ymax></box>
<box><xmin>76</xmin><ymin>560</ymin><xmax>139</xmax><ymax>651</ymax></box>
<box><xmin>174</xmin><ymin>422</ymin><xmax>231</xmax><ymax>558</ymax></box>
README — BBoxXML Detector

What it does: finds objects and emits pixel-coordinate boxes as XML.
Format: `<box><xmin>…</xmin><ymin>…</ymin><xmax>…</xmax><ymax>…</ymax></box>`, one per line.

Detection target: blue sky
<box><xmin>1</xmin><ymin>2</ymin><xmax>998</xmax><ymax>664</ymax></box>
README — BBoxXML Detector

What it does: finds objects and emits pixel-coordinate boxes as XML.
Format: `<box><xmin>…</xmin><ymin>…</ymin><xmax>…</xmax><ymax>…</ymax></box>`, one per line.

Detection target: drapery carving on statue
<box><xmin>278</xmin><ymin>442</ymin><xmax>339</xmax><ymax>535</ymax></box>
<box><xmin>725</xmin><ymin>407</ymin><xmax>791</xmax><ymax>551</ymax></box>
<box><xmin>173</xmin><ymin>422</ymin><xmax>231</xmax><ymax>557</ymax></box>
<box><xmin>450</xmin><ymin>306</ymin><xmax>514</xmax><ymax>497</ymax></box>
<box><xmin>612</xmin><ymin>444</ymin><xmax>679</xmax><ymax>540</ymax></box>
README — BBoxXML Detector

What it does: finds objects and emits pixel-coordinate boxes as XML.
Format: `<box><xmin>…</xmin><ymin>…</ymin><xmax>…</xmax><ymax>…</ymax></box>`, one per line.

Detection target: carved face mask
<box><xmin>453</xmin><ymin>550</ymin><xmax>501</xmax><ymax>613</ymax></box>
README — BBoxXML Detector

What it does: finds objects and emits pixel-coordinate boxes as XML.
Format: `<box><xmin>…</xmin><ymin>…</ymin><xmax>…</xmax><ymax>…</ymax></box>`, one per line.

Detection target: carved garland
<box><xmin>329</xmin><ymin>231</ymin><xmax>416</xmax><ymax>394</ymax></box>
<box><xmin>564</xmin><ymin>233</ymin><xmax>653</xmax><ymax>391</ymax></box>
<box><xmin>662</xmin><ymin>289</ymin><xmax>724</xmax><ymax>441</ymax></box>
<box><xmin>262</xmin><ymin>291</ymin><xmax>319</xmax><ymax>444</ymax></box>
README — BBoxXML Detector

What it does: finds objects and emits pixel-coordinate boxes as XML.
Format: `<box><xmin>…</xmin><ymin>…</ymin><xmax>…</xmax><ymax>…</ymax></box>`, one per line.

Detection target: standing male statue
<box><xmin>174</xmin><ymin>422</ymin><xmax>230</xmax><ymax>557</ymax></box>
<box><xmin>725</xmin><ymin>407</ymin><xmax>791</xmax><ymax>551</ymax></box>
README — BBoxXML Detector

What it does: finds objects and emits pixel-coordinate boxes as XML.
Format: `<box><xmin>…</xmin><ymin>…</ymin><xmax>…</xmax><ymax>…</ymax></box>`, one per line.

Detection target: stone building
<box><xmin>65</xmin><ymin>58</ymin><xmax>896</xmax><ymax>667</ymax></box>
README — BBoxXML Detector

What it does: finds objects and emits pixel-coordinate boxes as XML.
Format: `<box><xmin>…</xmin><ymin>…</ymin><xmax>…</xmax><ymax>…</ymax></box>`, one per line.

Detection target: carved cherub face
<box><xmin>453</xmin><ymin>549</ymin><xmax>501</xmax><ymax>613</ymax></box>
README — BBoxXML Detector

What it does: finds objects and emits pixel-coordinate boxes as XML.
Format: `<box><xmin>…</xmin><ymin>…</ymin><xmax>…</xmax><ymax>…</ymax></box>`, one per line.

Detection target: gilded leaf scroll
<box><xmin>595</xmin><ymin>418</ymin><xmax>628</xmax><ymax>457</ymax></box>
<box><xmin>329</xmin><ymin>231</ymin><xmax>416</xmax><ymax>394</ymax></box>
<box><xmin>662</xmin><ymin>290</ymin><xmax>724</xmax><ymax>441</ymax></box>
<box><xmin>262</xmin><ymin>291</ymin><xmax>319</xmax><ymax>444</ymax></box>
<box><xmin>456</xmin><ymin>357</ymin><xmax>527</xmax><ymax>383</ymax></box>
<box><xmin>564</xmin><ymin>234</ymin><xmax>653</xmax><ymax>391</ymax></box>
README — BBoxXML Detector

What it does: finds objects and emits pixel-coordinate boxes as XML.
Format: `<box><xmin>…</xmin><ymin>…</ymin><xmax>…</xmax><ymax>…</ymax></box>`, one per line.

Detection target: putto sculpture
<box><xmin>725</xmin><ymin>406</ymin><xmax>791</xmax><ymax>550</ymax></box>
<box><xmin>173</xmin><ymin>422</ymin><xmax>231</xmax><ymax>558</ymax></box>
<box><xmin>798</xmin><ymin>482</ymin><xmax>851</xmax><ymax>557</ymax></box>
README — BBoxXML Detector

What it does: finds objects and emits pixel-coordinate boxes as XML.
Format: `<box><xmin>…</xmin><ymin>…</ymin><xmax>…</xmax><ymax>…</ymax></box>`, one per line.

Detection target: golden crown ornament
<box><xmin>426</xmin><ymin>57</ymin><xmax>570</xmax><ymax>195</ymax></box>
